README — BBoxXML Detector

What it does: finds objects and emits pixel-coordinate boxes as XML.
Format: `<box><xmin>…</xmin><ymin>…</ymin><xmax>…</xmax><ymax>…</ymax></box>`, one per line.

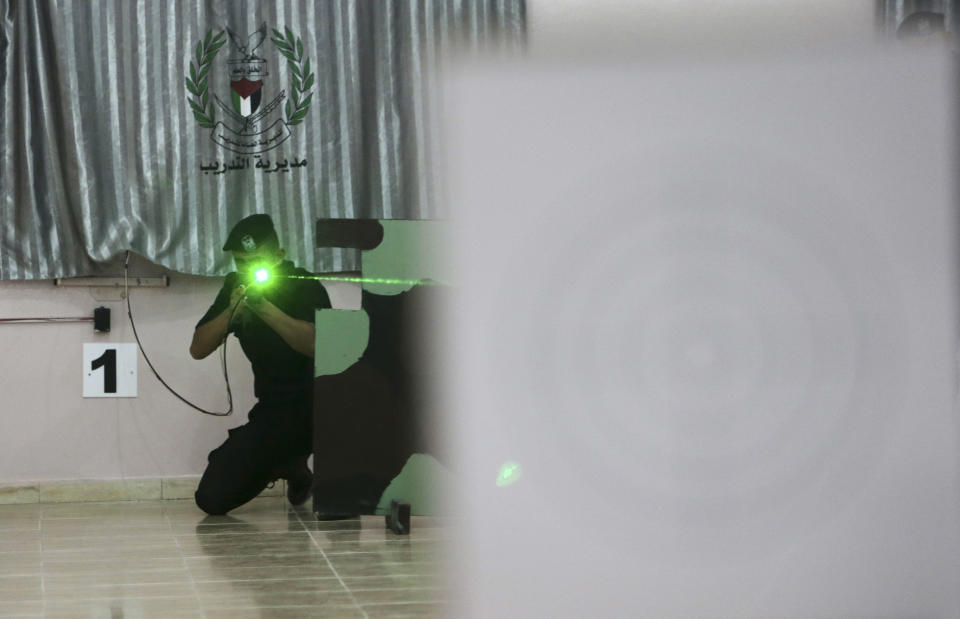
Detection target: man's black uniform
<box><xmin>194</xmin><ymin>259</ymin><xmax>330</xmax><ymax>515</ymax></box>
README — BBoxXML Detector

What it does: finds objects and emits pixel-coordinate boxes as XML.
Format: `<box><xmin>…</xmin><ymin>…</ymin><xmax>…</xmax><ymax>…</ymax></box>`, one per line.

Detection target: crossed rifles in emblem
<box><xmin>213</xmin><ymin>23</ymin><xmax>286</xmax><ymax>134</ymax></box>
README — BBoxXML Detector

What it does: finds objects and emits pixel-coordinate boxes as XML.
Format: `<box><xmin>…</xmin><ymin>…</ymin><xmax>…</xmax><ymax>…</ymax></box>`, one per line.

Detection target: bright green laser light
<box><xmin>254</xmin><ymin>268</ymin><xmax>270</xmax><ymax>284</ymax></box>
<box><xmin>497</xmin><ymin>461</ymin><xmax>522</xmax><ymax>487</ymax></box>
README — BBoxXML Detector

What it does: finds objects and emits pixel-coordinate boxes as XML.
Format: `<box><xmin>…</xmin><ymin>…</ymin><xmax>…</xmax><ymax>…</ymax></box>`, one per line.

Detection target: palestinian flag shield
<box><xmin>231</xmin><ymin>78</ymin><xmax>263</xmax><ymax>117</ymax></box>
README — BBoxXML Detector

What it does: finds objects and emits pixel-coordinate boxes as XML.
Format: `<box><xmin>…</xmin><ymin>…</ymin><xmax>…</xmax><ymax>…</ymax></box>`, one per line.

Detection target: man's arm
<box><xmin>190</xmin><ymin>286</ymin><xmax>244</xmax><ymax>359</ymax></box>
<box><xmin>247</xmin><ymin>298</ymin><xmax>316</xmax><ymax>358</ymax></box>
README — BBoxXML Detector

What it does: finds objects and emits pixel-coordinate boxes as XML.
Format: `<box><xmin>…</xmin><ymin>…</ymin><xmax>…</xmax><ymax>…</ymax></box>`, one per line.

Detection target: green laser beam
<box><xmin>283</xmin><ymin>275</ymin><xmax>445</xmax><ymax>286</ymax></box>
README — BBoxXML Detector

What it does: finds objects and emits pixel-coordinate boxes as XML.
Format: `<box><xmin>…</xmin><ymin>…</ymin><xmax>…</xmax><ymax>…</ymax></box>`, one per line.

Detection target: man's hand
<box><xmin>190</xmin><ymin>284</ymin><xmax>247</xmax><ymax>360</ymax></box>
<box><xmin>242</xmin><ymin>284</ymin><xmax>266</xmax><ymax>308</ymax></box>
<box><xmin>228</xmin><ymin>285</ymin><xmax>247</xmax><ymax>324</ymax></box>
<box><xmin>245</xmin><ymin>299</ymin><xmax>316</xmax><ymax>358</ymax></box>
<box><xmin>229</xmin><ymin>285</ymin><xmax>245</xmax><ymax>306</ymax></box>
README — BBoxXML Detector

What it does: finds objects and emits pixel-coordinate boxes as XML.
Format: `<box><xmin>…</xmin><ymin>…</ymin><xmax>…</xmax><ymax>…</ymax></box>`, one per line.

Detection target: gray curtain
<box><xmin>0</xmin><ymin>0</ymin><xmax>525</xmax><ymax>279</ymax></box>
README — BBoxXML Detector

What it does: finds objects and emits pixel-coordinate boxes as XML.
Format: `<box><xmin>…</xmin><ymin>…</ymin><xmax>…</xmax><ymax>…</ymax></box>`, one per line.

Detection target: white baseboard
<box><xmin>0</xmin><ymin>477</ymin><xmax>285</xmax><ymax>505</ymax></box>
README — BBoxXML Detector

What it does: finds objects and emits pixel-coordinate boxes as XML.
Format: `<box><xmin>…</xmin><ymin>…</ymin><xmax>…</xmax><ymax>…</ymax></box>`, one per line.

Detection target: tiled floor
<box><xmin>0</xmin><ymin>496</ymin><xmax>450</xmax><ymax>618</ymax></box>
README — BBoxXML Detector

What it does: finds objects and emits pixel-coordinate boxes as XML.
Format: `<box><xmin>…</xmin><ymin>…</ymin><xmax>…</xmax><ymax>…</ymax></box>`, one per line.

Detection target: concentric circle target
<box><xmin>495</xmin><ymin>143</ymin><xmax>907</xmax><ymax>563</ymax></box>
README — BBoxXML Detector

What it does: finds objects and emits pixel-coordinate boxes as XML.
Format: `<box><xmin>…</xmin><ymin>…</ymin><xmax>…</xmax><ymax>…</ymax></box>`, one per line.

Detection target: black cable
<box><xmin>124</xmin><ymin>250</ymin><xmax>235</xmax><ymax>416</ymax></box>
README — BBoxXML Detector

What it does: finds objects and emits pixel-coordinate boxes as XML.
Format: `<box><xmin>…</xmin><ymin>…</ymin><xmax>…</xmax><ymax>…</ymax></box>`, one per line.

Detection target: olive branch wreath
<box><xmin>270</xmin><ymin>27</ymin><xmax>314</xmax><ymax>126</ymax></box>
<box><xmin>185</xmin><ymin>29</ymin><xmax>226</xmax><ymax>129</ymax></box>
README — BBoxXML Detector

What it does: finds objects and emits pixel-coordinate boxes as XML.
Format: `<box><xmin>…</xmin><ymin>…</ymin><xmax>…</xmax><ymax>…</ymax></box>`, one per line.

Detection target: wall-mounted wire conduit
<box><xmin>0</xmin><ymin>317</ymin><xmax>93</xmax><ymax>324</ymax></box>
<box><xmin>0</xmin><ymin>307</ymin><xmax>109</xmax><ymax>331</ymax></box>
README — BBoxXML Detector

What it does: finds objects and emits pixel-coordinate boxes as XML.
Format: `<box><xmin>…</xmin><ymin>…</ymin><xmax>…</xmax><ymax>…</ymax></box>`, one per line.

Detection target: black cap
<box><xmin>222</xmin><ymin>214</ymin><xmax>279</xmax><ymax>252</ymax></box>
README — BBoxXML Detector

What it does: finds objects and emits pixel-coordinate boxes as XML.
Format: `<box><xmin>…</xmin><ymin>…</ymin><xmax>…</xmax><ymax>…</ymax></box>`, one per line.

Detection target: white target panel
<box><xmin>82</xmin><ymin>343</ymin><xmax>138</xmax><ymax>398</ymax></box>
<box><xmin>440</xmin><ymin>48</ymin><xmax>960</xmax><ymax>619</ymax></box>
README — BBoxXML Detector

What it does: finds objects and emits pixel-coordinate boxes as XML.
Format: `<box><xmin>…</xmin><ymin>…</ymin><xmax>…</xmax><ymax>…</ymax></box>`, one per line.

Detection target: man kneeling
<box><xmin>190</xmin><ymin>214</ymin><xmax>330</xmax><ymax>515</ymax></box>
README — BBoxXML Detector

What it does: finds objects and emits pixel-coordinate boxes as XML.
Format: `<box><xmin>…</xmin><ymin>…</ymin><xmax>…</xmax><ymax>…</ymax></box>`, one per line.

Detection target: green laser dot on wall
<box><xmin>497</xmin><ymin>462</ymin><xmax>522</xmax><ymax>487</ymax></box>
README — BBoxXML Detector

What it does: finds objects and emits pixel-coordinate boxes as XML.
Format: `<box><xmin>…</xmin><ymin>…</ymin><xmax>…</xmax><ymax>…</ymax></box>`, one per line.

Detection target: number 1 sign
<box><xmin>83</xmin><ymin>344</ymin><xmax>137</xmax><ymax>398</ymax></box>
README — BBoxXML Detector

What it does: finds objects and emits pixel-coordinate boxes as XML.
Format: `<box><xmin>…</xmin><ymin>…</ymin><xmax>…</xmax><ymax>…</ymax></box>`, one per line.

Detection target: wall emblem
<box><xmin>185</xmin><ymin>25</ymin><xmax>315</xmax><ymax>155</ymax></box>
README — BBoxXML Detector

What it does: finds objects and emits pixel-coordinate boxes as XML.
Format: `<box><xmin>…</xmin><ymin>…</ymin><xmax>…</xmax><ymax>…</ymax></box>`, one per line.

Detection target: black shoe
<box><xmin>283</xmin><ymin>457</ymin><xmax>312</xmax><ymax>506</ymax></box>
